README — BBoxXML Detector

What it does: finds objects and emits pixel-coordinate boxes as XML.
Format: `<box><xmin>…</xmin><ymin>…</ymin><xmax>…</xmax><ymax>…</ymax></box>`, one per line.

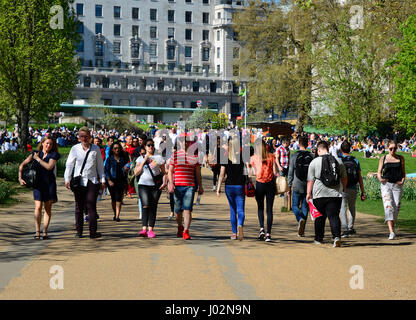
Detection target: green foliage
<box><xmin>0</xmin><ymin>150</ymin><xmax>29</xmax><ymax>165</ymax></box>
<box><xmin>0</xmin><ymin>0</ymin><xmax>81</xmax><ymax>148</ymax></box>
<box><xmin>363</xmin><ymin>177</ymin><xmax>416</xmax><ymax>201</ymax></box>
<box><xmin>0</xmin><ymin>163</ymin><xmax>19</xmax><ymax>182</ymax></box>
<box><xmin>0</xmin><ymin>179</ymin><xmax>17</xmax><ymax>204</ymax></box>
<box><xmin>390</xmin><ymin>14</ymin><xmax>416</xmax><ymax>135</ymax></box>
<box><xmin>99</xmin><ymin>111</ymin><xmax>142</xmax><ymax>134</ymax></box>
<box><xmin>186</xmin><ymin>108</ymin><xmax>222</xmax><ymax>129</ymax></box>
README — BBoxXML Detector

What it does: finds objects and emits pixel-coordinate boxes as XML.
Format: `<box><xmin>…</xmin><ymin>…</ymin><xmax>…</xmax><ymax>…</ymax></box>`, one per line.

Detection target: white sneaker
<box><xmin>212</xmin><ymin>185</ymin><xmax>217</xmax><ymax>191</ymax></box>
<box><xmin>333</xmin><ymin>237</ymin><xmax>341</xmax><ymax>247</ymax></box>
<box><xmin>388</xmin><ymin>232</ymin><xmax>396</xmax><ymax>240</ymax></box>
<box><xmin>314</xmin><ymin>240</ymin><xmax>323</xmax><ymax>245</ymax></box>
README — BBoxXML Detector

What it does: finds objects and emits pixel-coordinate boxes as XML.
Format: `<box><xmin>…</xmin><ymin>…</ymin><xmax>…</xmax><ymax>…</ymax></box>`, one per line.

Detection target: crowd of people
<box><xmin>14</xmin><ymin>123</ymin><xmax>409</xmax><ymax>246</ymax></box>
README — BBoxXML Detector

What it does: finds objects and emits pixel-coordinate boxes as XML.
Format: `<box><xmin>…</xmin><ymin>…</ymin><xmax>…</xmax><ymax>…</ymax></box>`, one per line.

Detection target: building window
<box><xmin>103</xmin><ymin>77</ymin><xmax>110</xmax><ymax>88</ymax></box>
<box><xmin>203</xmin><ymin>0</ymin><xmax>209</xmax><ymax>4</ymax></box>
<box><xmin>168</xmin><ymin>63</ymin><xmax>175</xmax><ymax>71</ymax></box>
<box><xmin>149</xmin><ymin>43</ymin><xmax>157</xmax><ymax>56</ymax></box>
<box><xmin>210</xmin><ymin>82</ymin><xmax>217</xmax><ymax>93</ymax></box>
<box><xmin>185</xmin><ymin>29</ymin><xmax>192</xmax><ymax>40</ymax></box>
<box><xmin>217</xmin><ymin>30</ymin><xmax>220</xmax><ymax>41</ymax></box>
<box><xmin>186</xmin><ymin>0</ymin><xmax>192</xmax><ymax>3</ymax></box>
<box><xmin>95</xmin><ymin>59</ymin><xmax>103</xmax><ymax>67</ymax></box>
<box><xmin>76</xmin><ymin>3</ymin><xmax>83</xmax><ymax>16</ymax></box>
<box><xmin>185</xmin><ymin>64</ymin><xmax>192</xmax><ymax>72</ymax></box>
<box><xmin>95</xmin><ymin>40</ymin><xmax>103</xmax><ymax>56</ymax></box>
<box><xmin>157</xmin><ymin>80</ymin><xmax>164</xmax><ymax>91</ymax></box>
<box><xmin>185</xmin><ymin>11</ymin><xmax>192</xmax><ymax>23</ymax></box>
<box><xmin>150</xmin><ymin>9</ymin><xmax>157</xmax><ymax>21</ymax></box>
<box><xmin>139</xmin><ymin>79</ymin><xmax>147</xmax><ymax>90</ymax></box>
<box><xmin>114</xmin><ymin>6</ymin><xmax>121</xmax><ymax>18</ymax></box>
<box><xmin>217</xmin><ymin>12</ymin><xmax>221</xmax><ymax>19</ymax></box>
<box><xmin>77</xmin><ymin>40</ymin><xmax>84</xmax><ymax>52</ymax></box>
<box><xmin>121</xmin><ymin>78</ymin><xmax>128</xmax><ymax>90</ymax></box>
<box><xmin>168</xmin><ymin>10</ymin><xmax>175</xmax><ymax>22</ymax></box>
<box><xmin>114</xmin><ymin>24</ymin><xmax>121</xmax><ymax>36</ymax></box>
<box><xmin>95</xmin><ymin>5</ymin><xmax>102</xmax><ymax>17</ymax></box>
<box><xmin>233</xmin><ymin>65</ymin><xmax>239</xmax><ymax>76</ymax></box>
<box><xmin>232</xmin><ymin>82</ymin><xmax>239</xmax><ymax>94</ymax></box>
<box><xmin>77</xmin><ymin>22</ymin><xmax>84</xmax><ymax>34</ymax></box>
<box><xmin>168</xmin><ymin>27</ymin><xmax>175</xmax><ymax>39</ymax></box>
<box><xmin>132</xmin><ymin>25</ymin><xmax>139</xmax><ymax>37</ymax></box>
<box><xmin>202</xmin><ymin>47</ymin><xmax>210</xmax><ymax>61</ymax></box>
<box><xmin>193</xmin><ymin>81</ymin><xmax>199</xmax><ymax>92</ymax></box>
<box><xmin>202</xmin><ymin>30</ymin><xmax>209</xmax><ymax>41</ymax></box>
<box><xmin>131</xmin><ymin>43</ymin><xmax>140</xmax><ymax>58</ymax></box>
<box><xmin>95</xmin><ymin>23</ymin><xmax>102</xmax><ymax>35</ymax></box>
<box><xmin>84</xmin><ymin>77</ymin><xmax>91</xmax><ymax>87</ymax></box>
<box><xmin>191</xmin><ymin>101</ymin><xmax>198</xmax><ymax>108</ymax></box>
<box><xmin>217</xmin><ymin>47</ymin><xmax>220</xmax><ymax>58</ymax></box>
<box><xmin>233</xmin><ymin>31</ymin><xmax>239</xmax><ymax>41</ymax></box>
<box><xmin>150</xmin><ymin>26</ymin><xmax>157</xmax><ymax>39</ymax></box>
<box><xmin>175</xmin><ymin>81</ymin><xmax>182</xmax><ymax>92</ymax></box>
<box><xmin>167</xmin><ymin>45</ymin><xmax>175</xmax><ymax>60</ymax></box>
<box><xmin>217</xmin><ymin>64</ymin><xmax>220</xmax><ymax>74</ymax></box>
<box><xmin>185</xmin><ymin>46</ymin><xmax>192</xmax><ymax>58</ymax></box>
<box><xmin>132</xmin><ymin>7</ymin><xmax>139</xmax><ymax>19</ymax></box>
<box><xmin>203</xmin><ymin>12</ymin><xmax>209</xmax><ymax>24</ymax></box>
<box><xmin>233</xmin><ymin>47</ymin><xmax>239</xmax><ymax>59</ymax></box>
<box><xmin>113</xmin><ymin>41</ymin><xmax>121</xmax><ymax>54</ymax></box>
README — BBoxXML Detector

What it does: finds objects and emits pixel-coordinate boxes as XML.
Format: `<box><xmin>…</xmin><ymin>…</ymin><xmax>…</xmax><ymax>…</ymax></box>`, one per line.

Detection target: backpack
<box><xmin>295</xmin><ymin>151</ymin><xmax>313</xmax><ymax>181</ymax></box>
<box><xmin>342</xmin><ymin>155</ymin><xmax>359</xmax><ymax>187</ymax></box>
<box><xmin>320</xmin><ymin>154</ymin><xmax>340</xmax><ymax>188</ymax></box>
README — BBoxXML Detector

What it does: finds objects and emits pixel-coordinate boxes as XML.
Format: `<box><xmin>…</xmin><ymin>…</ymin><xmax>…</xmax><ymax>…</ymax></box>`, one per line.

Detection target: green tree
<box><xmin>390</xmin><ymin>13</ymin><xmax>416</xmax><ymax>135</ymax></box>
<box><xmin>0</xmin><ymin>0</ymin><xmax>80</xmax><ymax>149</ymax></box>
<box><xmin>186</xmin><ymin>108</ymin><xmax>220</xmax><ymax>130</ymax></box>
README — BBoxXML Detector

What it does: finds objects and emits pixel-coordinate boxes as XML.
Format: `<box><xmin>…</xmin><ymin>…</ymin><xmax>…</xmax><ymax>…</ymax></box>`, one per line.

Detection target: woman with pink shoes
<box><xmin>134</xmin><ymin>139</ymin><xmax>167</xmax><ymax>238</ymax></box>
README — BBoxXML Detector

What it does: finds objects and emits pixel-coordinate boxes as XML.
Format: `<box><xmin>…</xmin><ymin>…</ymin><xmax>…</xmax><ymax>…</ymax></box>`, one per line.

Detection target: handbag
<box><xmin>276</xmin><ymin>176</ymin><xmax>289</xmax><ymax>194</ymax></box>
<box><xmin>245</xmin><ymin>176</ymin><xmax>255</xmax><ymax>197</ymax></box>
<box><xmin>145</xmin><ymin>161</ymin><xmax>164</xmax><ymax>189</ymax></box>
<box><xmin>22</xmin><ymin>157</ymin><xmax>38</xmax><ymax>188</ymax></box>
<box><xmin>70</xmin><ymin>147</ymin><xmax>91</xmax><ymax>192</ymax></box>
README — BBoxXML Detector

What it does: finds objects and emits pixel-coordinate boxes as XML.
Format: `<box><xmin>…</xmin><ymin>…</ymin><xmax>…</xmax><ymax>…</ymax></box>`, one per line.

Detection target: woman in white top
<box><xmin>134</xmin><ymin>139</ymin><xmax>167</xmax><ymax>238</ymax></box>
<box><xmin>64</xmin><ymin>127</ymin><xmax>105</xmax><ymax>239</ymax></box>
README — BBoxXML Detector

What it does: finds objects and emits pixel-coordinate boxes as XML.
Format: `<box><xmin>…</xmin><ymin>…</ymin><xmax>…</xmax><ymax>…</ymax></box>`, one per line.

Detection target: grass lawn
<box><xmin>351</xmin><ymin>151</ymin><xmax>416</xmax><ymax>176</ymax></box>
<box><xmin>356</xmin><ymin>199</ymin><xmax>416</xmax><ymax>233</ymax></box>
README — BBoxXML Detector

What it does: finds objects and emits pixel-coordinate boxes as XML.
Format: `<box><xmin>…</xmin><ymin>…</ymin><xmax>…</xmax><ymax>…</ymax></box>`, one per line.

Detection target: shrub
<box><xmin>363</xmin><ymin>177</ymin><xmax>416</xmax><ymax>201</ymax></box>
<box><xmin>0</xmin><ymin>150</ymin><xmax>29</xmax><ymax>165</ymax></box>
<box><xmin>0</xmin><ymin>163</ymin><xmax>20</xmax><ymax>182</ymax></box>
<box><xmin>0</xmin><ymin>179</ymin><xmax>16</xmax><ymax>204</ymax></box>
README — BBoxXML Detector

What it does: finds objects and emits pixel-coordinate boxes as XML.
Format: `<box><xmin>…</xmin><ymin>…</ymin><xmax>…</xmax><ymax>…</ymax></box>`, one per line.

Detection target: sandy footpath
<box><xmin>1</xmin><ymin>168</ymin><xmax>415</xmax><ymax>300</ymax></box>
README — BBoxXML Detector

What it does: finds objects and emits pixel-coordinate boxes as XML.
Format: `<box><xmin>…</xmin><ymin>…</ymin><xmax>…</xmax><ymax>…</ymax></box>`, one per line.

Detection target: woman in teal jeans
<box><xmin>217</xmin><ymin>136</ymin><xmax>248</xmax><ymax>241</ymax></box>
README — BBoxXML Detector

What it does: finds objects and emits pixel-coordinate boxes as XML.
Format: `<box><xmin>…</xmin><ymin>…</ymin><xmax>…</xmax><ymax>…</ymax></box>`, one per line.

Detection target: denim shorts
<box><xmin>174</xmin><ymin>186</ymin><xmax>195</xmax><ymax>213</ymax></box>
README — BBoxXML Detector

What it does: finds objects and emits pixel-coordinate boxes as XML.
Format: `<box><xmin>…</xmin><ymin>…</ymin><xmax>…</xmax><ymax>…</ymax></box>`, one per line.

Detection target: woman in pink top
<box><xmin>249</xmin><ymin>140</ymin><xmax>278</xmax><ymax>242</ymax></box>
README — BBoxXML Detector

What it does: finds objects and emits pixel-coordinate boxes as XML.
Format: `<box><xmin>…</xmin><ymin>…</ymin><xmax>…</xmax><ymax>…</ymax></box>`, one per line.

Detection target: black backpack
<box><xmin>342</xmin><ymin>155</ymin><xmax>359</xmax><ymax>187</ymax></box>
<box><xmin>295</xmin><ymin>151</ymin><xmax>313</xmax><ymax>182</ymax></box>
<box><xmin>320</xmin><ymin>154</ymin><xmax>340</xmax><ymax>188</ymax></box>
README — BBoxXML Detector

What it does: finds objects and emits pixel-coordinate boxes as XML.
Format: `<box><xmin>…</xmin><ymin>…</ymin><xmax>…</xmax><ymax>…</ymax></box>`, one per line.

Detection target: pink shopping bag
<box><xmin>308</xmin><ymin>200</ymin><xmax>322</xmax><ymax>221</ymax></box>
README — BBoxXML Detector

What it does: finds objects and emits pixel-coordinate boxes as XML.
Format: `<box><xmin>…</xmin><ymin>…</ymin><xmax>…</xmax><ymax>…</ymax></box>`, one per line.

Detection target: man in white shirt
<box><xmin>65</xmin><ymin>127</ymin><xmax>105</xmax><ymax>239</ymax></box>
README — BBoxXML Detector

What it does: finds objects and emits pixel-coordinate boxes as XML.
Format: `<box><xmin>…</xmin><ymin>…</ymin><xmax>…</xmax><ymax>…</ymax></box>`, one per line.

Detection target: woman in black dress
<box><xmin>19</xmin><ymin>137</ymin><xmax>61</xmax><ymax>240</ymax></box>
<box><xmin>104</xmin><ymin>142</ymin><xmax>129</xmax><ymax>222</ymax></box>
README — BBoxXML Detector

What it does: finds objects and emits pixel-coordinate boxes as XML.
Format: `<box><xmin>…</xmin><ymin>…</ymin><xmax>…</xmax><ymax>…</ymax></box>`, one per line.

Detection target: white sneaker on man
<box><xmin>388</xmin><ymin>232</ymin><xmax>396</xmax><ymax>240</ymax></box>
<box><xmin>333</xmin><ymin>237</ymin><xmax>341</xmax><ymax>247</ymax></box>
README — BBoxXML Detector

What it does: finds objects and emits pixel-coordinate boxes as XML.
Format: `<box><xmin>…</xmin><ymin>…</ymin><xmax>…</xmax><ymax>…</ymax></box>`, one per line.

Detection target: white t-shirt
<box><xmin>135</xmin><ymin>155</ymin><xmax>165</xmax><ymax>186</ymax></box>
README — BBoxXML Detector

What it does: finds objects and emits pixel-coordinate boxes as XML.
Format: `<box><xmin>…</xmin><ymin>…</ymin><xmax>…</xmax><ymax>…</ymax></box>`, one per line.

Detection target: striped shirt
<box><xmin>168</xmin><ymin>150</ymin><xmax>199</xmax><ymax>187</ymax></box>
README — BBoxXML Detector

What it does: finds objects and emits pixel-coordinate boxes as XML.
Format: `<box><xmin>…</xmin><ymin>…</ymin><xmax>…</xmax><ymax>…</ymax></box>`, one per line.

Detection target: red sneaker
<box><xmin>177</xmin><ymin>225</ymin><xmax>184</xmax><ymax>238</ymax></box>
<box><xmin>183</xmin><ymin>229</ymin><xmax>191</xmax><ymax>240</ymax></box>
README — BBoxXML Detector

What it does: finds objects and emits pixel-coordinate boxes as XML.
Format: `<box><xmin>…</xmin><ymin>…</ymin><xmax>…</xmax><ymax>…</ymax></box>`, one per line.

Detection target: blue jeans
<box><xmin>174</xmin><ymin>186</ymin><xmax>195</xmax><ymax>213</ymax></box>
<box><xmin>225</xmin><ymin>185</ymin><xmax>245</xmax><ymax>234</ymax></box>
<box><xmin>292</xmin><ymin>191</ymin><xmax>308</xmax><ymax>222</ymax></box>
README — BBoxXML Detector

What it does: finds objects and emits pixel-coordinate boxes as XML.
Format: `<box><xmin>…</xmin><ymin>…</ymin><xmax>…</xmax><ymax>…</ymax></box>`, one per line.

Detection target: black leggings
<box><xmin>169</xmin><ymin>192</ymin><xmax>175</xmax><ymax>213</ymax></box>
<box><xmin>212</xmin><ymin>166</ymin><xmax>220</xmax><ymax>186</ymax></box>
<box><xmin>255</xmin><ymin>180</ymin><xmax>276</xmax><ymax>234</ymax></box>
<box><xmin>138</xmin><ymin>185</ymin><xmax>162</xmax><ymax>228</ymax></box>
<box><xmin>107</xmin><ymin>181</ymin><xmax>125</xmax><ymax>202</ymax></box>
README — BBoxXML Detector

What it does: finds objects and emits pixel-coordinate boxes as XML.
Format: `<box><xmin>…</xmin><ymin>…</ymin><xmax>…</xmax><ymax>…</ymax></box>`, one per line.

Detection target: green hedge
<box><xmin>0</xmin><ymin>150</ymin><xmax>29</xmax><ymax>165</ymax></box>
<box><xmin>0</xmin><ymin>179</ymin><xmax>17</xmax><ymax>204</ymax></box>
<box><xmin>0</xmin><ymin>163</ymin><xmax>19</xmax><ymax>182</ymax></box>
<box><xmin>363</xmin><ymin>177</ymin><xmax>416</xmax><ymax>201</ymax></box>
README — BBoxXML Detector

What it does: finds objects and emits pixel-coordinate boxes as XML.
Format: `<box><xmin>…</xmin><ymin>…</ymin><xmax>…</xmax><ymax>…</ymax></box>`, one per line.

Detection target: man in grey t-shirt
<box><xmin>306</xmin><ymin>141</ymin><xmax>348</xmax><ymax>247</ymax></box>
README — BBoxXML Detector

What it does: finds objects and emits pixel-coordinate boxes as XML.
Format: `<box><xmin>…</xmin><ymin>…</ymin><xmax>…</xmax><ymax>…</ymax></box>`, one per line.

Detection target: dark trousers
<box><xmin>313</xmin><ymin>197</ymin><xmax>342</xmax><ymax>242</ymax></box>
<box><xmin>255</xmin><ymin>180</ymin><xmax>276</xmax><ymax>234</ymax></box>
<box><xmin>138</xmin><ymin>185</ymin><xmax>162</xmax><ymax>228</ymax></box>
<box><xmin>74</xmin><ymin>180</ymin><xmax>100</xmax><ymax>235</ymax></box>
<box><xmin>212</xmin><ymin>166</ymin><xmax>220</xmax><ymax>186</ymax></box>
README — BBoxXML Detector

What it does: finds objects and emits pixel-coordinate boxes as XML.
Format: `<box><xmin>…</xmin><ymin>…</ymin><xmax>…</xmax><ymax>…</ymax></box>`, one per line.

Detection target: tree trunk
<box><xmin>18</xmin><ymin>105</ymin><xmax>30</xmax><ymax>151</ymax></box>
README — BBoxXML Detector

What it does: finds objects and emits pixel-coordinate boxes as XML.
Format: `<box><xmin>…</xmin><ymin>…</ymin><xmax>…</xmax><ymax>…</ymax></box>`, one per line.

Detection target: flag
<box><xmin>238</xmin><ymin>88</ymin><xmax>246</xmax><ymax>97</ymax></box>
<box><xmin>308</xmin><ymin>200</ymin><xmax>322</xmax><ymax>221</ymax></box>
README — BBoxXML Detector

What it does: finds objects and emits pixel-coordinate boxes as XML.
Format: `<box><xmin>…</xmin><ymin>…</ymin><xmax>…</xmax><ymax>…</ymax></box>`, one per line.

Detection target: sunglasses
<box><xmin>146</xmin><ymin>144</ymin><xmax>154</xmax><ymax>147</ymax></box>
<box><xmin>389</xmin><ymin>147</ymin><xmax>397</xmax><ymax>151</ymax></box>
<box><xmin>113</xmin><ymin>147</ymin><xmax>120</xmax><ymax>150</ymax></box>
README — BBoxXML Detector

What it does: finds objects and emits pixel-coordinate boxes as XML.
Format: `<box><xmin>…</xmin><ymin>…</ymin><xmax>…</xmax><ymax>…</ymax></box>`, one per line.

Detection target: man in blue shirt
<box><xmin>339</xmin><ymin>140</ymin><xmax>366</xmax><ymax>237</ymax></box>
